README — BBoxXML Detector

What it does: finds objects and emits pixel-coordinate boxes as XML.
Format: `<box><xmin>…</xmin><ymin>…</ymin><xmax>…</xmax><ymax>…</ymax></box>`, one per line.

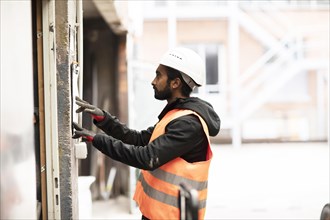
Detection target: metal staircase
<box><xmin>227</xmin><ymin>2</ymin><xmax>329</xmax><ymax>145</ymax></box>
<box><xmin>127</xmin><ymin>0</ymin><xmax>329</xmax><ymax>144</ymax></box>
<box><xmin>233</xmin><ymin>4</ymin><xmax>328</xmax><ymax>120</ymax></box>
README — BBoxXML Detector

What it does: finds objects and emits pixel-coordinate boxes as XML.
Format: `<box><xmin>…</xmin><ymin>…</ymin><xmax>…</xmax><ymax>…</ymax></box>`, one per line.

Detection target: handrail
<box><xmin>239</xmin><ymin>33</ymin><xmax>296</xmax><ymax>85</ymax></box>
<box><xmin>238</xmin><ymin>3</ymin><xmax>328</xmax><ymax>87</ymax></box>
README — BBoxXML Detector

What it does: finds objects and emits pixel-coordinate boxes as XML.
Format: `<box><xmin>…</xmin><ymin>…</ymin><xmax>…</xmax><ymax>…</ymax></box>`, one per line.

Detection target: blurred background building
<box><xmin>1</xmin><ymin>0</ymin><xmax>329</xmax><ymax>219</ymax></box>
<box><xmin>129</xmin><ymin>0</ymin><xmax>329</xmax><ymax>147</ymax></box>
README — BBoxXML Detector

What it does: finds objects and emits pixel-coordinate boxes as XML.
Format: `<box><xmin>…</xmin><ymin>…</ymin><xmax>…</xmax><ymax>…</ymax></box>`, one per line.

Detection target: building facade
<box><xmin>129</xmin><ymin>0</ymin><xmax>329</xmax><ymax>146</ymax></box>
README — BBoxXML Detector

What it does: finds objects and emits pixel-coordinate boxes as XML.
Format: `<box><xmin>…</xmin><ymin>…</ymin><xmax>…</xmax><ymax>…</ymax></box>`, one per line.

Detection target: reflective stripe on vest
<box><xmin>133</xmin><ymin>109</ymin><xmax>212</xmax><ymax>220</ymax></box>
<box><xmin>138</xmin><ymin>172</ymin><xmax>208</xmax><ymax>209</ymax></box>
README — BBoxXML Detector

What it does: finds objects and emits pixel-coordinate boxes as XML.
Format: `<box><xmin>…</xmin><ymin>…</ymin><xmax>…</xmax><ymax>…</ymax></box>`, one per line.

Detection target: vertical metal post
<box><xmin>316</xmin><ymin>70</ymin><xmax>326</xmax><ymax>139</ymax></box>
<box><xmin>42</xmin><ymin>0</ymin><xmax>61</xmax><ymax>218</ymax></box>
<box><xmin>168</xmin><ymin>0</ymin><xmax>177</xmax><ymax>48</ymax></box>
<box><xmin>126</xmin><ymin>29</ymin><xmax>138</xmax><ymax>214</ymax></box>
<box><xmin>76</xmin><ymin>0</ymin><xmax>84</xmax><ymax>111</ymax></box>
<box><xmin>228</xmin><ymin>1</ymin><xmax>241</xmax><ymax>148</ymax></box>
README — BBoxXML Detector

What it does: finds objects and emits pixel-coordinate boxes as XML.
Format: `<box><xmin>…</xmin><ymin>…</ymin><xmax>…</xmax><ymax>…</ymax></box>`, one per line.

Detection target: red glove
<box><xmin>92</xmin><ymin>114</ymin><xmax>105</xmax><ymax>122</ymax></box>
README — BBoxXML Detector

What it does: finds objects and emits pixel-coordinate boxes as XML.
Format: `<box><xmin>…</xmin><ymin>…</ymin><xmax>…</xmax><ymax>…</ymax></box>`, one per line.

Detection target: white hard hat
<box><xmin>160</xmin><ymin>47</ymin><xmax>205</xmax><ymax>89</ymax></box>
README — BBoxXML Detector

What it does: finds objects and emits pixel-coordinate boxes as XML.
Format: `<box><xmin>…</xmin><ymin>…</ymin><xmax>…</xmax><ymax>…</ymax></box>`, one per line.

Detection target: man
<box><xmin>73</xmin><ymin>47</ymin><xmax>220</xmax><ymax>219</ymax></box>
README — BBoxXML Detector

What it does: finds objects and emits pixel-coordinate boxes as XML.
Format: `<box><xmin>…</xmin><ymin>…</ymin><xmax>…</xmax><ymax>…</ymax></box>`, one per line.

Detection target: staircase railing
<box><xmin>232</xmin><ymin>5</ymin><xmax>329</xmax><ymax>122</ymax></box>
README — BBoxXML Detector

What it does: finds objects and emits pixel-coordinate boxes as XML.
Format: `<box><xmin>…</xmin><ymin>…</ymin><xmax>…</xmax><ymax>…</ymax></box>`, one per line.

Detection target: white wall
<box><xmin>0</xmin><ymin>1</ymin><xmax>36</xmax><ymax>218</ymax></box>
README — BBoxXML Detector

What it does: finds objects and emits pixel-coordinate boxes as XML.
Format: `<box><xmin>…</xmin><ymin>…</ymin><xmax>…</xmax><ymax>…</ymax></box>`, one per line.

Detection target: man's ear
<box><xmin>171</xmin><ymin>78</ymin><xmax>182</xmax><ymax>89</ymax></box>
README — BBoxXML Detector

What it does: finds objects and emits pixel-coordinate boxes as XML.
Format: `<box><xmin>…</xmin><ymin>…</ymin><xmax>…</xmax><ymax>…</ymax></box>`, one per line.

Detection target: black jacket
<box><xmin>92</xmin><ymin>97</ymin><xmax>220</xmax><ymax>170</ymax></box>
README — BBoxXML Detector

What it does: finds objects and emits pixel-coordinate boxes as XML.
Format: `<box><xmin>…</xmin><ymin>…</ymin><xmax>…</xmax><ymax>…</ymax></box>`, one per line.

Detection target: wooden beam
<box><xmin>36</xmin><ymin>0</ymin><xmax>48</xmax><ymax>218</ymax></box>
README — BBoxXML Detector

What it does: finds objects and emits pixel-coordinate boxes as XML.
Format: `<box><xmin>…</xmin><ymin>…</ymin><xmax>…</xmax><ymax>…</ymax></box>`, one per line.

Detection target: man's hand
<box><xmin>72</xmin><ymin>122</ymin><xmax>95</xmax><ymax>142</ymax></box>
<box><xmin>75</xmin><ymin>96</ymin><xmax>105</xmax><ymax>121</ymax></box>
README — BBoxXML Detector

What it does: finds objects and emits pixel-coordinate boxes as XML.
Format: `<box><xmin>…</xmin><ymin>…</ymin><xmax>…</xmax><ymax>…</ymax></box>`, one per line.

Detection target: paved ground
<box><xmin>90</xmin><ymin>142</ymin><xmax>329</xmax><ymax>219</ymax></box>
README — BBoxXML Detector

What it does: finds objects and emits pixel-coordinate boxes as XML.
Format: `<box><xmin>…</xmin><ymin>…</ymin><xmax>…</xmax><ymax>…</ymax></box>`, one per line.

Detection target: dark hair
<box><xmin>164</xmin><ymin>66</ymin><xmax>192</xmax><ymax>97</ymax></box>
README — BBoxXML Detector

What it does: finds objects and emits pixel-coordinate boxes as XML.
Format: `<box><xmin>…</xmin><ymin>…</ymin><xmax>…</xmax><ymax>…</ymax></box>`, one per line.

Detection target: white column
<box><xmin>167</xmin><ymin>0</ymin><xmax>176</xmax><ymax>48</ymax></box>
<box><xmin>316</xmin><ymin>70</ymin><xmax>326</xmax><ymax>140</ymax></box>
<box><xmin>228</xmin><ymin>1</ymin><xmax>241</xmax><ymax>148</ymax></box>
<box><xmin>42</xmin><ymin>0</ymin><xmax>61</xmax><ymax>218</ymax></box>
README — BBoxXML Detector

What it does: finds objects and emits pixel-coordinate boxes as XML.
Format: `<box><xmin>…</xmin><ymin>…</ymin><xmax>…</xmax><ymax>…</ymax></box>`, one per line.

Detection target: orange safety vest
<box><xmin>133</xmin><ymin>109</ymin><xmax>213</xmax><ymax>220</ymax></box>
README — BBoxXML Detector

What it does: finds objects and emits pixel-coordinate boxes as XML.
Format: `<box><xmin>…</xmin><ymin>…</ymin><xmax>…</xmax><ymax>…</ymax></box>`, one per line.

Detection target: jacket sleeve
<box><xmin>92</xmin><ymin>115</ymin><xmax>205</xmax><ymax>170</ymax></box>
<box><xmin>94</xmin><ymin>111</ymin><xmax>153</xmax><ymax>146</ymax></box>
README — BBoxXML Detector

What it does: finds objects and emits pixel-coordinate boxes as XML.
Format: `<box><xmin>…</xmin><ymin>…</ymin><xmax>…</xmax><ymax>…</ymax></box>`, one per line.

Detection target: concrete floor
<box><xmin>90</xmin><ymin>142</ymin><xmax>329</xmax><ymax>219</ymax></box>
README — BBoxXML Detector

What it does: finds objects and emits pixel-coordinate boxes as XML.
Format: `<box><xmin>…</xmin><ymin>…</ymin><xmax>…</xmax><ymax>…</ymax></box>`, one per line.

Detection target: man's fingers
<box><xmin>76</xmin><ymin>100</ymin><xmax>95</xmax><ymax>109</ymax></box>
<box><xmin>76</xmin><ymin>106</ymin><xmax>85</xmax><ymax>113</ymax></box>
<box><xmin>76</xmin><ymin>107</ymin><xmax>95</xmax><ymax>114</ymax></box>
<box><xmin>75</xmin><ymin>96</ymin><xmax>89</xmax><ymax>104</ymax></box>
<box><xmin>74</xmin><ymin>130</ymin><xmax>92</xmax><ymax>140</ymax></box>
<box><xmin>72</xmin><ymin>133</ymin><xmax>81</xmax><ymax>139</ymax></box>
<box><xmin>72</xmin><ymin>131</ymin><xmax>88</xmax><ymax>140</ymax></box>
<box><xmin>75</xmin><ymin>97</ymin><xmax>102</xmax><ymax>117</ymax></box>
<box><xmin>75</xmin><ymin>100</ymin><xmax>88</xmax><ymax>107</ymax></box>
<box><xmin>72</xmin><ymin>121</ymin><xmax>94</xmax><ymax>142</ymax></box>
<box><xmin>72</xmin><ymin>122</ymin><xmax>83</xmax><ymax>131</ymax></box>
<box><xmin>74</xmin><ymin>130</ymin><xmax>85</xmax><ymax>136</ymax></box>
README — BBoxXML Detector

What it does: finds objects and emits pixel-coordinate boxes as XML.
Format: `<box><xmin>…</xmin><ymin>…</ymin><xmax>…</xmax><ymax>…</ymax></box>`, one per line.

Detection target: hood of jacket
<box><xmin>158</xmin><ymin>97</ymin><xmax>221</xmax><ymax>136</ymax></box>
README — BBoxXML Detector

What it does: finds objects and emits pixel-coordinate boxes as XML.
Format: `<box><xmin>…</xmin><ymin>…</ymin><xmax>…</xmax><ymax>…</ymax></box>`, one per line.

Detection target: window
<box><xmin>205</xmin><ymin>45</ymin><xmax>219</xmax><ymax>86</ymax></box>
<box><xmin>183</xmin><ymin>44</ymin><xmax>224</xmax><ymax>94</ymax></box>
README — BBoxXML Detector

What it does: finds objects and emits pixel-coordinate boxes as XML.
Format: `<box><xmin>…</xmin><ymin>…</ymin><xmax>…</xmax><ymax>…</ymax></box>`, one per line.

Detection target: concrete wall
<box><xmin>54</xmin><ymin>1</ymin><xmax>79</xmax><ymax>218</ymax></box>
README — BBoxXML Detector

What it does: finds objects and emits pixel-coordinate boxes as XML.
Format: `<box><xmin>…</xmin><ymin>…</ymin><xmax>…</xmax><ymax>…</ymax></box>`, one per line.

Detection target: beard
<box><xmin>154</xmin><ymin>83</ymin><xmax>172</xmax><ymax>100</ymax></box>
